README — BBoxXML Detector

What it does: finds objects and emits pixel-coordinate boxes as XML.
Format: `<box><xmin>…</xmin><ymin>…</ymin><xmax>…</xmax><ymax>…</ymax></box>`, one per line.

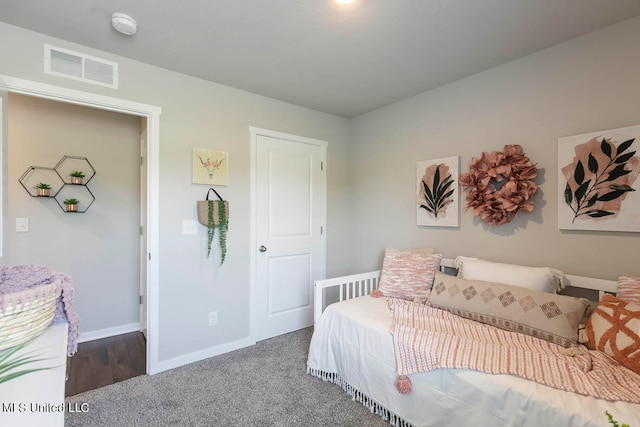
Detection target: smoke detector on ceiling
<box><xmin>111</xmin><ymin>13</ymin><xmax>137</xmax><ymax>36</ymax></box>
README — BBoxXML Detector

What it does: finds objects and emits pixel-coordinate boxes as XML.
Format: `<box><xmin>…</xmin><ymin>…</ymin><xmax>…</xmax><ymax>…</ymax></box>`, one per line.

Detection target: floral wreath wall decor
<box><xmin>558</xmin><ymin>125</ymin><xmax>640</xmax><ymax>232</ymax></box>
<box><xmin>459</xmin><ymin>144</ymin><xmax>538</xmax><ymax>226</ymax></box>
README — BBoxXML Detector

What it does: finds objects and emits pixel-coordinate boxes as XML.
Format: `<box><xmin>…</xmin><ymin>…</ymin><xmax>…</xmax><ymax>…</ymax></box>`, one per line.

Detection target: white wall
<box><xmin>349</xmin><ymin>16</ymin><xmax>640</xmax><ymax>280</ymax></box>
<box><xmin>6</xmin><ymin>94</ymin><xmax>141</xmax><ymax>335</ymax></box>
<box><xmin>0</xmin><ymin>22</ymin><xmax>352</xmax><ymax>363</ymax></box>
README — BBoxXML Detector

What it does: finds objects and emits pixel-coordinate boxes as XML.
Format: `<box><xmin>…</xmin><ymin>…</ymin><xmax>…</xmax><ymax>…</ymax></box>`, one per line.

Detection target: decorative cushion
<box><xmin>377</xmin><ymin>248</ymin><xmax>442</xmax><ymax>301</ymax></box>
<box><xmin>616</xmin><ymin>275</ymin><xmax>640</xmax><ymax>305</ymax></box>
<box><xmin>429</xmin><ymin>272</ymin><xmax>590</xmax><ymax>347</ymax></box>
<box><xmin>455</xmin><ymin>256</ymin><xmax>564</xmax><ymax>293</ymax></box>
<box><xmin>586</xmin><ymin>294</ymin><xmax>640</xmax><ymax>374</ymax></box>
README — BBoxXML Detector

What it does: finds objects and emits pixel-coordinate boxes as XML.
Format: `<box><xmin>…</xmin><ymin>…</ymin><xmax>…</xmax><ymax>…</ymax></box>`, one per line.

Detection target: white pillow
<box><xmin>454</xmin><ymin>257</ymin><xmax>564</xmax><ymax>293</ymax></box>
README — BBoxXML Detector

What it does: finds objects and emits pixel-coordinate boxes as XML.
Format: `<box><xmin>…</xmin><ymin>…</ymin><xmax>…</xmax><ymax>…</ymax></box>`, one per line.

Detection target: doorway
<box><xmin>0</xmin><ymin>75</ymin><xmax>161</xmax><ymax>374</ymax></box>
<box><xmin>8</xmin><ymin>93</ymin><xmax>141</xmax><ymax>343</ymax></box>
<box><xmin>250</xmin><ymin>127</ymin><xmax>327</xmax><ymax>342</ymax></box>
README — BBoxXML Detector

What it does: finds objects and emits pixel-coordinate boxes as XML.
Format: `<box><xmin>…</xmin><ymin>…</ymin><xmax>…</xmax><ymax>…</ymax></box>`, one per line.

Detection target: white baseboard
<box><xmin>78</xmin><ymin>322</ymin><xmax>139</xmax><ymax>343</ymax></box>
<box><xmin>155</xmin><ymin>336</ymin><xmax>256</xmax><ymax>374</ymax></box>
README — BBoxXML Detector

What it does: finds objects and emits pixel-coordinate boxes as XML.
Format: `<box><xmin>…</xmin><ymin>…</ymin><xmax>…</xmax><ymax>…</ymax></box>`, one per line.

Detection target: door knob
<box><xmin>259</xmin><ymin>245</ymin><xmax>267</xmax><ymax>252</ymax></box>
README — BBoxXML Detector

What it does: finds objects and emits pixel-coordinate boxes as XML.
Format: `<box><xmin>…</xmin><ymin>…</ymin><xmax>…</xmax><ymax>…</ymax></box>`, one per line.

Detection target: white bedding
<box><xmin>307</xmin><ymin>296</ymin><xmax>640</xmax><ymax>427</ymax></box>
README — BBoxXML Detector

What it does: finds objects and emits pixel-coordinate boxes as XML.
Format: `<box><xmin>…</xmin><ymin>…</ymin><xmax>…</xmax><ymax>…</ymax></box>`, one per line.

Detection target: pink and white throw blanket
<box><xmin>389</xmin><ymin>298</ymin><xmax>640</xmax><ymax>403</ymax></box>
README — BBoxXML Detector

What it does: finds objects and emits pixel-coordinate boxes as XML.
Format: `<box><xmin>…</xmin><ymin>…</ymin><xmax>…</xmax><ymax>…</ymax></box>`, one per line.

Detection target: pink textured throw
<box><xmin>0</xmin><ymin>265</ymin><xmax>80</xmax><ymax>356</ymax></box>
<box><xmin>389</xmin><ymin>298</ymin><xmax>640</xmax><ymax>403</ymax></box>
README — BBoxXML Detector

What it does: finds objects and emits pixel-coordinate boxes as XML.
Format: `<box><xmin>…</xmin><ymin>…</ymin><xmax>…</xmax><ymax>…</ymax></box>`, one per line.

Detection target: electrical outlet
<box><xmin>208</xmin><ymin>311</ymin><xmax>218</xmax><ymax>326</ymax></box>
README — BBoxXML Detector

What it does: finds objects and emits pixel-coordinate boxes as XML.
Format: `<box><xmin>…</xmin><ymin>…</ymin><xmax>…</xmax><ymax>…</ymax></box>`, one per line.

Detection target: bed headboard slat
<box><xmin>563</xmin><ymin>274</ymin><xmax>617</xmax><ymax>300</ymax></box>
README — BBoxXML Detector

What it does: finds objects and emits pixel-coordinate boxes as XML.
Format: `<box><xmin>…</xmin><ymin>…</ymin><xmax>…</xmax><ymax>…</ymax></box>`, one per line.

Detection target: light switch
<box><xmin>182</xmin><ymin>220</ymin><xmax>198</xmax><ymax>235</ymax></box>
<box><xmin>16</xmin><ymin>217</ymin><xmax>29</xmax><ymax>233</ymax></box>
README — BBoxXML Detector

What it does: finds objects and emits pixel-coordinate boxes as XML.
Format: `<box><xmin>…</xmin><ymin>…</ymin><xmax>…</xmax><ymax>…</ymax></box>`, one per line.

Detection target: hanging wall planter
<box><xmin>197</xmin><ymin>188</ymin><xmax>229</xmax><ymax>265</ymax></box>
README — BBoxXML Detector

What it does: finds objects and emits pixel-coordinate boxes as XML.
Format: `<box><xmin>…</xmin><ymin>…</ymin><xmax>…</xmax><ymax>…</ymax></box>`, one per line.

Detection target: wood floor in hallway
<box><xmin>65</xmin><ymin>331</ymin><xmax>146</xmax><ymax>397</ymax></box>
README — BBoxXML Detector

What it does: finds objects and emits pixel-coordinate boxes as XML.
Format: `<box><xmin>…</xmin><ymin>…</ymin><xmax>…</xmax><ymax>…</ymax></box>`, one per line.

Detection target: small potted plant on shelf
<box><xmin>63</xmin><ymin>198</ymin><xmax>79</xmax><ymax>212</ymax></box>
<box><xmin>69</xmin><ymin>171</ymin><xmax>85</xmax><ymax>185</ymax></box>
<box><xmin>33</xmin><ymin>182</ymin><xmax>52</xmax><ymax>197</ymax></box>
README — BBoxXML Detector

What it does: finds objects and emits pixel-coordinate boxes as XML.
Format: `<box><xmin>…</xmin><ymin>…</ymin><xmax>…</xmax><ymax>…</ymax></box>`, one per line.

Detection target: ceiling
<box><xmin>1</xmin><ymin>0</ymin><xmax>640</xmax><ymax>118</ymax></box>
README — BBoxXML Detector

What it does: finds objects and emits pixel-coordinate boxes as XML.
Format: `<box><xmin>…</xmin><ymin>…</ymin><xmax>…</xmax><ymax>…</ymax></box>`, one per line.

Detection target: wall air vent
<box><xmin>44</xmin><ymin>44</ymin><xmax>118</xmax><ymax>89</ymax></box>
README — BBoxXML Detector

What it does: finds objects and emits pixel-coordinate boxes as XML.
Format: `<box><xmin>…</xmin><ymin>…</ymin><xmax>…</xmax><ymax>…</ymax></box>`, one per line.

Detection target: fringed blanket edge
<box><xmin>307</xmin><ymin>366</ymin><xmax>414</xmax><ymax>427</ymax></box>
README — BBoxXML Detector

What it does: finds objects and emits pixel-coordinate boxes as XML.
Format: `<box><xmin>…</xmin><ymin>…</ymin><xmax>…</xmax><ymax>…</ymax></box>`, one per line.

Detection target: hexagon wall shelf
<box><xmin>18</xmin><ymin>166</ymin><xmax>65</xmax><ymax>197</ymax></box>
<box><xmin>54</xmin><ymin>155</ymin><xmax>96</xmax><ymax>185</ymax></box>
<box><xmin>54</xmin><ymin>184</ymin><xmax>95</xmax><ymax>213</ymax></box>
<box><xmin>19</xmin><ymin>155</ymin><xmax>96</xmax><ymax>213</ymax></box>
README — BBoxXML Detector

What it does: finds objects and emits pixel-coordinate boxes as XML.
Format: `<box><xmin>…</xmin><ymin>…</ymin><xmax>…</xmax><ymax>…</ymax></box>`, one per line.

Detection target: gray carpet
<box><xmin>65</xmin><ymin>327</ymin><xmax>391</xmax><ymax>427</ymax></box>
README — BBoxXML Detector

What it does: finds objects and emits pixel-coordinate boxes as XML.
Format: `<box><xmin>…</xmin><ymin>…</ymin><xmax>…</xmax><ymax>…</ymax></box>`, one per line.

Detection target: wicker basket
<box><xmin>0</xmin><ymin>280</ymin><xmax>62</xmax><ymax>352</ymax></box>
<box><xmin>196</xmin><ymin>188</ymin><xmax>229</xmax><ymax>227</ymax></box>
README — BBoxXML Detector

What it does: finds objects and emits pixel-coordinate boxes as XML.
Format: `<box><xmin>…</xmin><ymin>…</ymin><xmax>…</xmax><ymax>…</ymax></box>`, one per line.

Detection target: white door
<box><xmin>253</xmin><ymin>129</ymin><xmax>326</xmax><ymax>341</ymax></box>
<box><xmin>139</xmin><ymin>118</ymin><xmax>148</xmax><ymax>338</ymax></box>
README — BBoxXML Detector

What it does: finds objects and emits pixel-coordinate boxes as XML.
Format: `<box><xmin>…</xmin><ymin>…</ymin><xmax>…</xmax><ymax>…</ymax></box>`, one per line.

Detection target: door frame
<box><xmin>0</xmin><ymin>90</ymin><xmax>6</xmax><ymax>258</ymax></box>
<box><xmin>249</xmin><ymin>127</ymin><xmax>327</xmax><ymax>341</ymax></box>
<box><xmin>0</xmin><ymin>75</ymin><xmax>162</xmax><ymax>374</ymax></box>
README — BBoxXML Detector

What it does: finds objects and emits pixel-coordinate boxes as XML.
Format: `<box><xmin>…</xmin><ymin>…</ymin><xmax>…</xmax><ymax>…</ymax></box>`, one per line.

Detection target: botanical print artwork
<box><xmin>558</xmin><ymin>125</ymin><xmax>640</xmax><ymax>232</ymax></box>
<box><xmin>420</xmin><ymin>164</ymin><xmax>454</xmax><ymax>217</ymax></box>
<box><xmin>417</xmin><ymin>156</ymin><xmax>459</xmax><ymax>227</ymax></box>
<box><xmin>192</xmin><ymin>148</ymin><xmax>228</xmax><ymax>185</ymax></box>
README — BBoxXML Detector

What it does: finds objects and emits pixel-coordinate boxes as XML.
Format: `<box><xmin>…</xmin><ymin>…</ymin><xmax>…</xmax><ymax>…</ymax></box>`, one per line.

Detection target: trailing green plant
<box><xmin>63</xmin><ymin>198</ymin><xmax>79</xmax><ymax>205</ymax></box>
<box><xmin>218</xmin><ymin>201</ymin><xmax>228</xmax><ymax>265</ymax></box>
<box><xmin>206</xmin><ymin>200</ymin><xmax>228</xmax><ymax>265</ymax></box>
<box><xmin>34</xmin><ymin>182</ymin><xmax>52</xmax><ymax>189</ymax></box>
<box><xmin>207</xmin><ymin>200</ymin><xmax>215</xmax><ymax>258</ymax></box>
<box><xmin>69</xmin><ymin>171</ymin><xmax>85</xmax><ymax>178</ymax></box>
<box><xmin>0</xmin><ymin>340</ymin><xmax>52</xmax><ymax>384</ymax></box>
<box><xmin>605</xmin><ymin>410</ymin><xmax>630</xmax><ymax>427</ymax></box>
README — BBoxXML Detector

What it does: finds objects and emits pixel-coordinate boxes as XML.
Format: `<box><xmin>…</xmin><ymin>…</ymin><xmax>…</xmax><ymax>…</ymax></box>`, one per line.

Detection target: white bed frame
<box><xmin>314</xmin><ymin>257</ymin><xmax>617</xmax><ymax>323</ymax></box>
